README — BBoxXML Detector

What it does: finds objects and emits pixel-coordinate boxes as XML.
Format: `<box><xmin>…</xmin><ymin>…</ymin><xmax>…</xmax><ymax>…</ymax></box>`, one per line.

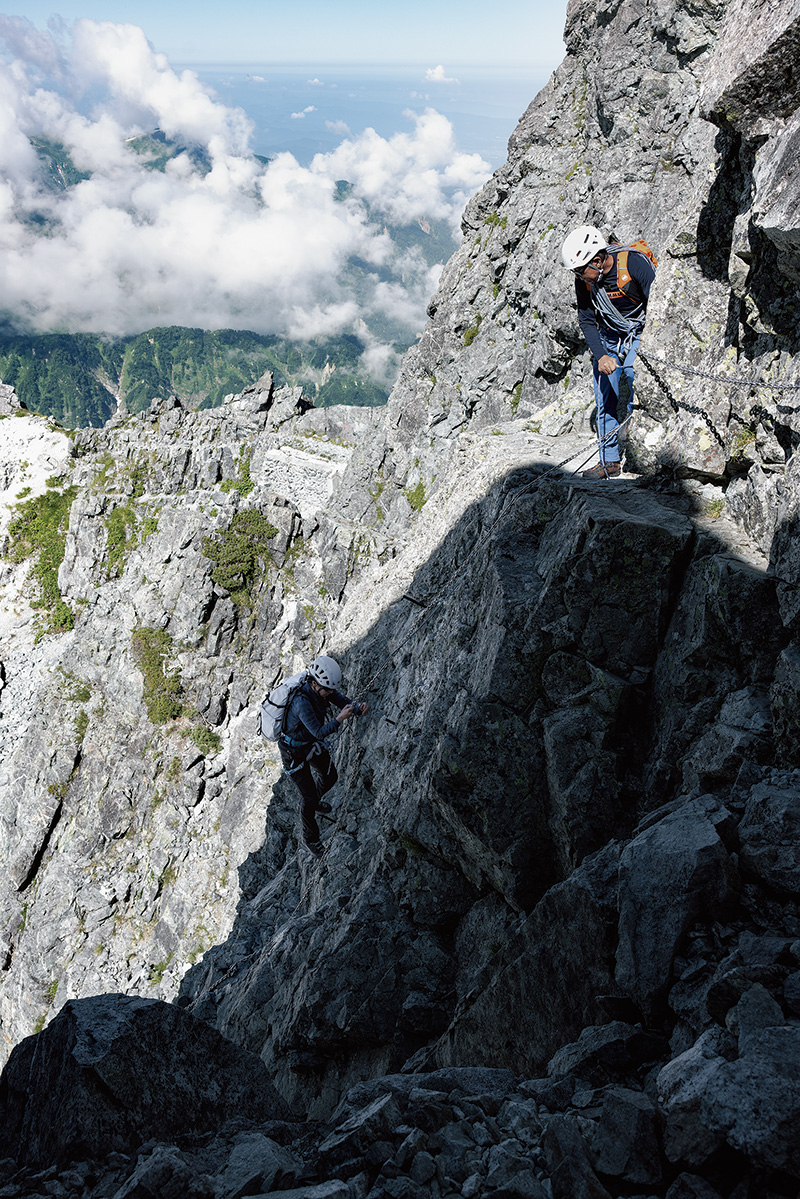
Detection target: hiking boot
<box><xmin>304</xmin><ymin>840</ymin><xmax>325</xmax><ymax>859</ymax></box>
<box><xmin>316</xmin><ymin>801</ymin><xmax>333</xmax><ymax>814</ymax></box>
<box><xmin>582</xmin><ymin>460</ymin><xmax>621</xmax><ymax>480</ymax></box>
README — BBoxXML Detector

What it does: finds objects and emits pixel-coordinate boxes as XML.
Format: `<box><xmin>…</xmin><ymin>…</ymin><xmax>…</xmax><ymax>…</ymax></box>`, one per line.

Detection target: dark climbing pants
<box><xmin>279</xmin><ymin>742</ymin><xmax>337</xmax><ymax>846</ymax></box>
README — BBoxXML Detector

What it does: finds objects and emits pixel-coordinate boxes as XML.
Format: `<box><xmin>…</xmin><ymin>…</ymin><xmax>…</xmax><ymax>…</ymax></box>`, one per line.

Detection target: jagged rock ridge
<box><xmin>2</xmin><ymin>0</ymin><xmax>800</xmax><ymax>1196</ymax></box>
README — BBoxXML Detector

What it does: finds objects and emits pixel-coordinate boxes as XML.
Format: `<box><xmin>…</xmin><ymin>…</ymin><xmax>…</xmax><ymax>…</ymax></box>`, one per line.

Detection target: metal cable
<box><xmin>639</xmin><ymin>350</ymin><xmax>800</xmax><ymax>394</ymax></box>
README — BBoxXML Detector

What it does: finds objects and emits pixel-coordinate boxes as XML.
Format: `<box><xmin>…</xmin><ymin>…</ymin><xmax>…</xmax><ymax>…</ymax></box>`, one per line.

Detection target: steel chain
<box><xmin>639</xmin><ymin>350</ymin><xmax>800</xmax><ymax>394</ymax></box>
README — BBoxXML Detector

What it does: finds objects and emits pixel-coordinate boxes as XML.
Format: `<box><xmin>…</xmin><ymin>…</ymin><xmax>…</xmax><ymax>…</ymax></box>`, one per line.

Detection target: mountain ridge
<box><xmin>0</xmin><ymin>327</ymin><xmax>394</xmax><ymax>428</ymax></box>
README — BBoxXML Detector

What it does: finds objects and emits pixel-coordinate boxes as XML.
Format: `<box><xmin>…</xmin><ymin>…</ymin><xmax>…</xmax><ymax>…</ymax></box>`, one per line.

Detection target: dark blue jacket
<box><xmin>282</xmin><ymin>678</ymin><xmax>350</xmax><ymax>747</ymax></box>
<box><xmin>576</xmin><ymin>247</ymin><xmax>655</xmax><ymax>358</ymax></box>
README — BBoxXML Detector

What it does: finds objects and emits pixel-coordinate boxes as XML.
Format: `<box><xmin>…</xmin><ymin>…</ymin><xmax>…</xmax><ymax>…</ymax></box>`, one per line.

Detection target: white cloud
<box><xmin>0</xmin><ymin>19</ymin><xmax>491</xmax><ymax>350</ymax></box>
<box><xmin>290</xmin><ymin>104</ymin><xmax>317</xmax><ymax>119</ymax></box>
<box><xmin>424</xmin><ymin>65</ymin><xmax>459</xmax><ymax>84</ymax></box>
<box><xmin>285</xmin><ymin>300</ymin><xmax>361</xmax><ymax>341</ymax></box>
<box><xmin>359</xmin><ymin>339</ymin><xmax>402</xmax><ymax>386</ymax></box>
<box><xmin>307</xmin><ymin>77</ymin><xmax>324</xmax><ymax>86</ymax></box>
<box><xmin>315</xmin><ymin>109</ymin><xmax>488</xmax><ymax>232</ymax></box>
<box><xmin>325</xmin><ymin>119</ymin><xmax>351</xmax><ymax>136</ymax></box>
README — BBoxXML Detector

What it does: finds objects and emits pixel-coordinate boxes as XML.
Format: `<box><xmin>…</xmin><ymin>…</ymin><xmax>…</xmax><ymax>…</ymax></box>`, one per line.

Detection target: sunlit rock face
<box><xmin>3</xmin><ymin>0</ymin><xmax>800</xmax><ymax>1196</ymax></box>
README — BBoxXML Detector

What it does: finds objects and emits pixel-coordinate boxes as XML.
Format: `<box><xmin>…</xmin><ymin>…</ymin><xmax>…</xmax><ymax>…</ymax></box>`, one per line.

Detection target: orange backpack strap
<box><xmin>604</xmin><ymin>242</ymin><xmax>656</xmax><ymax>302</ymax></box>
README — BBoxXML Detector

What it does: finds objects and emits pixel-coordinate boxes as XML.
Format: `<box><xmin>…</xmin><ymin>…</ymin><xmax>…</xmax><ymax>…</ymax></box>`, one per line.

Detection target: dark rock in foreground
<box><xmin>0</xmin><ymin>994</ymin><xmax>289</xmax><ymax>1169</ymax></box>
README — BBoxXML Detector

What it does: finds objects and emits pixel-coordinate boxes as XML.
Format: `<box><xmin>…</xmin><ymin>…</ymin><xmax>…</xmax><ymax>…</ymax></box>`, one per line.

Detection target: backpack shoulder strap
<box><xmin>615</xmin><ymin>249</ymin><xmax>631</xmax><ymax>293</ymax></box>
<box><xmin>595</xmin><ymin>247</ymin><xmax>632</xmax><ymax>303</ymax></box>
<box><xmin>604</xmin><ymin>245</ymin><xmax>650</xmax><ymax>305</ymax></box>
<box><xmin>279</xmin><ymin>682</ymin><xmax>305</xmax><ymax>737</ymax></box>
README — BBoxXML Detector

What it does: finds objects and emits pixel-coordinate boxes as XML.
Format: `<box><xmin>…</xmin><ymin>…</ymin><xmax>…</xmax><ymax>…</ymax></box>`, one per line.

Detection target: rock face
<box><xmin>2</xmin><ymin>0</ymin><xmax>800</xmax><ymax>1197</ymax></box>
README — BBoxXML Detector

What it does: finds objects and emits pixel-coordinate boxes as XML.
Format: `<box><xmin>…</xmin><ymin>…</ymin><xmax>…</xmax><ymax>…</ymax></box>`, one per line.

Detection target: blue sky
<box><xmin>12</xmin><ymin>0</ymin><xmax>567</xmax><ymax>66</ymax></box>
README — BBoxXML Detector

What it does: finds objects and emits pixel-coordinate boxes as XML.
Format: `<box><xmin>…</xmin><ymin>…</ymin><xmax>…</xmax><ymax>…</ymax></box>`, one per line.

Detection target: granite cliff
<box><xmin>2</xmin><ymin>0</ymin><xmax>800</xmax><ymax>1196</ymax></box>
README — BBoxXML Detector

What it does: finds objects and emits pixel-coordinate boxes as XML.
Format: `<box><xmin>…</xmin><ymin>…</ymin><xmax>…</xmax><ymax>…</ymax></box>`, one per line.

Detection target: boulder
<box><xmin>214</xmin><ymin>1130</ymin><xmax>302</xmax><ymax>1198</ymax></box>
<box><xmin>701</xmin><ymin>1025</ymin><xmax>800</xmax><ymax>1177</ymax></box>
<box><xmin>665</xmin><ymin>1175</ymin><xmax>723</xmax><ymax>1199</ymax></box>
<box><xmin>656</xmin><ymin>1027</ymin><xmax>735</xmax><ymax>1165</ymax></box>
<box><xmin>770</xmin><ymin>647</ymin><xmax>800</xmax><ymax>765</ymax></box>
<box><xmin>429</xmin><ymin>845</ymin><xmax>619</xmax><ymax>1076</ymax></box>
<box><xmin>547</xmin><ymin>1023</ymin><xmax>668</xmax><ymax>1085</ymax></box>
<box><xmin>738</xmin><ymin>779</ymin><xmax>800</xmax><ymax>894</ymax></box>
<box><xmin>616</xmin><ymin>799</ymin><xmax>739</xmax><ymax>1014</ymax></box>
<box><xmin>540</xmin><ymin>1114</ymin><xmax>612</xmax><ymax>1199</ymax></box>
<box><xmin>582</xmin><ymin>1086</ymin><xmax>662</xmax><ymax>1186</ymax></box>
<box><xmin>0</xmin><ymin>995</ymin><xmax>290</xmax><ymax>1168</ymax></box>
<box><xmin>112</xmin><ymin>1144</ymin><xmax>212</xmax><ymax>1199</ymax></box>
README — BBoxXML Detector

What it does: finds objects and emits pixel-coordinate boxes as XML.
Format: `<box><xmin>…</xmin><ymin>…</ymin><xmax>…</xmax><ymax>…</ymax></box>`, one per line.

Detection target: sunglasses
<box><xmin>574</xmin><ymin>256</ymin><xmax>604</xmax><ymax>277</ymax></box>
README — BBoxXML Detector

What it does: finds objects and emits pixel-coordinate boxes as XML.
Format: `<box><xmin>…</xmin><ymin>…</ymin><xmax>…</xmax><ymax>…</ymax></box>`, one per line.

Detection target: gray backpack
<box><xmin>258</xmin><ymin>671</ymin><xmax>306</xmax><ymax>742</ymax></box>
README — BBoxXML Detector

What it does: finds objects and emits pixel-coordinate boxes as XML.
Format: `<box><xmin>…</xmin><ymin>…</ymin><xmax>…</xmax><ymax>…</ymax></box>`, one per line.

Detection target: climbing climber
<box><xmin>278</xmin><ymin>655</ymin><xmax>368</xmax><ymax>858</ymax></box>
<box><xmin>561</xmin><ymin>225</ymin><xmax>656</xmax><ymax>479</ymax></box>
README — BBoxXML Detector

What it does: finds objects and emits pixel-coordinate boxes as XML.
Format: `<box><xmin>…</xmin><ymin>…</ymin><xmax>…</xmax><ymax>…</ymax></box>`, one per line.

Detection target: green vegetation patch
<box><xmin>220</xmin><ymin>452</ymin><xmax>254</xmax><ymax>498</ymax></box>
<box><xmin>131</xmin><ymin>627</ymin><xmax>184</xmax><ymax>724</ymax></box>
<box><xmin>60</xmin><ymin>668</ymin><xmax>91</xmax><ymax>702</ymax></box>
<box><xmin>202</xmin><ymin>510</ymin><xmax>278</xmax><ymax>605</ymax></box>
<box><xmin>32</xmin><ymin>137</ymin><xmax>91</xmax><ymax>191</ymax></box>
<box><xmin>148</xmin><ymin>951</ymin><xmax>175</xmax><ymax>985</ymax></box>
<box><xmin>190</xmin><ymin>726</ymin><xmax>222</xmax><ymax>755</ymax></box>
<box><xmin>730</xmin><ymin>426</ymin><xmax>756</xmax><ymax>461</ymax></box>
<box><xmin>0</xmin><ymin>333</ymin><xmax>122</xmax><ymax>429</ymax></box>
<box><xmin>405</xmin><ymin>480</ymin><xmax>427</xmax><ymax>512</ymax></box>
<box><xmin>464</xmin><ymin>314</ymin><xmax>483</xmax><ymax>347</ymax></box>
<box><xmin>0</xmin><ymin>325</ymin><xmax>397</xmax><ymax>428</ymax></box>
<box><xmin>5</xmin><ymin>486</ymin><xmax>78</xmax><ymax>636</ymax></box>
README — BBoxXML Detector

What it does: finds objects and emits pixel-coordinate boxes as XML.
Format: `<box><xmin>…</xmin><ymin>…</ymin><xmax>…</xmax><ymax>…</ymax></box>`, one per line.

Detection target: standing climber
<box><xmin>279</xmin><ymin>655</ymin><xmax>368</xmax><ymax>858</ymax></box>
<box><xmin>561</xmin><ymin>226</ymin><xmax>656</xmax><ymax>479</ymax></box>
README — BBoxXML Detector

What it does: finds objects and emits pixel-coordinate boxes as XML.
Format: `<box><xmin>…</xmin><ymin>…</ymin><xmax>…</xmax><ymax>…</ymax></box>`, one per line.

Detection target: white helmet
<box><xmin>308</xmin><ymin>655</ymin><xmax>342</xmax><ymax>688</ymax></box>
<box><xmin>561</xmin><ymin>225</ymin><xmax>607</xmax><ymax>271</ymax></box>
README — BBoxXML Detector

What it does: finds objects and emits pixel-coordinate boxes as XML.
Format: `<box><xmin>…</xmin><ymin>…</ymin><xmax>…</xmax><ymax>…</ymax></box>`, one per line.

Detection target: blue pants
<box><xmin>593</xmin><ymin>331</ymin><xmax>640</xmax><ymax>464</ymax></box>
